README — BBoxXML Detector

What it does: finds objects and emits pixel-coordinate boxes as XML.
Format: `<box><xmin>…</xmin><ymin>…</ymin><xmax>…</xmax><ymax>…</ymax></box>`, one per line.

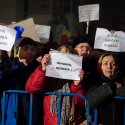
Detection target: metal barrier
<box><xmin>1</xmin><ymin>90</ymin><xmax>92</xmax><ymax>125</ymax></box>
<box><xmin>1</xmin><ymin>90</ymin><xmax>33</xmax><ymax>125</ymax></box>
<box><xmin>93</xmin><ymin>96</ymin><xmax>125</xmax><ymax>125</ymax></box>
<box><xmin>44</xmin><ymin>92</ymin><xmax>92</xmax><ymax>125</ymax></box>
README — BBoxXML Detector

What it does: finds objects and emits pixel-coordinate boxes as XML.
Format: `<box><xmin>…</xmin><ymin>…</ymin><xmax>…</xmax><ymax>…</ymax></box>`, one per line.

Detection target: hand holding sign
<box><xmin>94</xmin><ymin>28</ymin><xmax>125</xmax><ymax>52</ymax></box>
<box><xmin>74</xmin><ymin>69</ymin><xmax>85</xmax><ymax>85</ymax></box>
<box><xmin>45</xmin><ymin>51</ymin><xmax>83</xmax><ymax>80</ymax></box>
<box><xmin>41</xmin><ymin>54</ymin><xmax>51</xmax><ymax>71</ymax></box>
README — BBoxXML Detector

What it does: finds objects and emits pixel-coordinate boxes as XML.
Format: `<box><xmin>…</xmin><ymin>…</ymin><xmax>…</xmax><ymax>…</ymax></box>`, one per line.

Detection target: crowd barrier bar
<box><xmin>1</xmin><ymin>90</ymin><xmax>33</xmax><ymax>125</ymax></box>
<box><xmin>44</xmin><ymin>92</ymin><xmax>92</xmax><ymax>125</ymax></box>
<box><xmin>2</xmin><ymin>90</ymin><xmax>125</xmax><ymax>125</ymax></box>
<box><xmin>93</xmin><ymin>96</ymin><xmax>125</xmax><ymax>125</ymax></box>
<box><xmin>1</xmin><ymin>90</ymin><xmax>92</xmax><ymax>125</ymax></box>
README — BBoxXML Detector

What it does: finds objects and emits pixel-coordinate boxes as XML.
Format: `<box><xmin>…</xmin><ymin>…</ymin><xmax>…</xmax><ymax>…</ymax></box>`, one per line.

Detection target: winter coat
<box><xmin>0</xmin><ymin>57</ymin><xmax>13</xmax><ymax>125</ymax></box>
<box><xmin>0</xmin><ymin>57</ymin><xmax>12</xmax><ymax>90</ymax></box>
<box><xmin>86</xmin><ymin>70</ymin><xmax>124</xmax><ymax>125</ymax></box>
<box><xmin>11</xmin><ymin>57</ymin><xmax>41</xmax><ymax>125</ymax></box>
<box><xmin>26</xmin><ymin>66</ymin><xmax>86</xmax><ymax>125</ymax></box>
<box><xmin>0</xmin><ymin>57</ymin><xmax>40</xmax><ymax>125</ymax></box>
<box><xmin>11</xmin><ymin>57</ymin><xmax>40</xmax><ymax>90</ymax></box>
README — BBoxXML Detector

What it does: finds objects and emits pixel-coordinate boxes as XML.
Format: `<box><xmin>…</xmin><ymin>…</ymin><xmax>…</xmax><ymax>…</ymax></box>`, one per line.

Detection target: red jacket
<box><xmin>26</xmin><ymin>66</ymin><xmax>86</xmax><ymax>125</ymax></box>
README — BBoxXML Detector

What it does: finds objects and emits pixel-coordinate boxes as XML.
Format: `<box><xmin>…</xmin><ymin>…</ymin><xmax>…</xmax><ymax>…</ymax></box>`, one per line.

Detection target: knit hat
<box><xmin>72</xmin><ymin>35</ymin><xmax>90</xmax><ymax>48</ymax></box>
<box><xmin>19</xmin><ymin>37</ymin><xmax>37</xmax><ymax>47</ymax></box>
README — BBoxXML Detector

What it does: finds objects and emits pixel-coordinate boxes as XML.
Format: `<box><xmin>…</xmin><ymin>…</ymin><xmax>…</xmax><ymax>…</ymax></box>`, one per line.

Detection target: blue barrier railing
<box><xmin>1</xmin><ymin>90</ymin><xmax>33</xmax><ymax>125</ymax></box>
<box><xmin>44</xmin><ymin>92</ymin><xmax>92</xmax><ymax>125</ymax></box>
<box><xmin>1</xmin><ymin>90</ymin><xmax>92</xmax><ymax>125</ymax></box>
<box><xmin>93</xmin><ymin>96</ymin><xmax>125</xmax><ymax>125</ymax></box>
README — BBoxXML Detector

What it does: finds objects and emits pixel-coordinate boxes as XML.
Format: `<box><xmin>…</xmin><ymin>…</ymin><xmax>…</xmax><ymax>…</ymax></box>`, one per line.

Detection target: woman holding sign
<box><xmin>26</xmin><ymin>44</ymin><xmax>86</xmax><ymax>125</ymax></box>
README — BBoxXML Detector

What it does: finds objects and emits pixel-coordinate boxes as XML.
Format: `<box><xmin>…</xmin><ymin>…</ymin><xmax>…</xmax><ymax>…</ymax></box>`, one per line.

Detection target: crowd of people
<box><xmin>0</xmin><ymin>31</ymin><xmax>125</xmax><ymax>125</ymax></box>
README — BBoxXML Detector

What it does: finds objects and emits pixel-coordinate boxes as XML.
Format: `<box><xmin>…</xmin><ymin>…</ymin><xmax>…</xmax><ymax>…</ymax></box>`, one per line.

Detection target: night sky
<box><xmin>77</xmin><ymin>0</ymin><xmax>125</xmax><ymax>46</ymax></box>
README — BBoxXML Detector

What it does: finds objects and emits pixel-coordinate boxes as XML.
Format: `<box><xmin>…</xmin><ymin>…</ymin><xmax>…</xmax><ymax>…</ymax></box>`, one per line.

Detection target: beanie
<box><xmin>19</xmin><ymin>37</ymin><xmax>37</xmax><ymax>47</ymax></box>
<box><xmin>72</xmin><ymin>35</ymin><xmax>90</xmax><ymax>48</ymax></box>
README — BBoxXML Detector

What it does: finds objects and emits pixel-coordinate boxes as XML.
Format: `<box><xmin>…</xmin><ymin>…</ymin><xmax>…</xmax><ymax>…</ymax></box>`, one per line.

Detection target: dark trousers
<box><xmin>17</xmin><ymin>94</ymin><xmax>43</xmax><ymax>125</ymax></box>
<box><xmin>99</xmin><ymin>101</ymin><xmax>124</xmax><ymax>125</ymax></box>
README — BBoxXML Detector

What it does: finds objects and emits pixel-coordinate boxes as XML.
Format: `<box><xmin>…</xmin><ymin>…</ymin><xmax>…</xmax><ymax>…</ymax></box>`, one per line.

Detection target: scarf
<box><xmin>101</xmin><ymin>70</ymin><xmax>123</xmax><ymax>84</ymax></box>
<box><xmin>50</xmin><ymin>80</ymin><xmax>71</xmax><ymax>125</ymax></box>
<box><xmin>100</xmin><ymin>70</ymin><xmax>123</xmax><ymax>92</ymax></box>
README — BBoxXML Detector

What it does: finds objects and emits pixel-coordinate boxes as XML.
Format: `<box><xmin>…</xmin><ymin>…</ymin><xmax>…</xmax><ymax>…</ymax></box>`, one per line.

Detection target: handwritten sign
<box><xmin>46</xmin><ymin>51</ymin><xmax>83</xmax><ymax>80</ymax></box>
<box><xmin>0</xmin><ymin>25</ymin><xmax>16</xmax><ymax>51</ymax></box>
<box><xmin>78</xmin><ymin>4</ymin><xmax>99</xmax><ymax>22</ymax></box>
<box><xmin>94</xmin><ymin>28</ymin><xmax>125</xmax><ymax>52</ymax></box>
<box><xmin>36</xmin><ymin>24</ymin><xmax>51</xmax><ymax>43</ymax></box>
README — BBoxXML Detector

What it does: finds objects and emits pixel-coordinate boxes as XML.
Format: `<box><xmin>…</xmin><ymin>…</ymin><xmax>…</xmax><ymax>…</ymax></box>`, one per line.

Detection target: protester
<box><xmin>25</xmin><ymin>44</ymin><xmax>86</xmax><ymax>125</ymax></box>
<box><xmin>1</xmin><ymin>37</ymin><xmax>41</xmax><ymax>125</ymax></box>
<box><xmin>0</xmin><ymin>50</ymin><xmax>12</xmax><ymax>122</ymax></box>
<box><xmin>0</xmin><ymin>50</ymin><xmax>11</xmax><ymax>89</ymax></box>
<box><xmin>86</xmin><ymin>53</ymin><xmax>125</xmax><ymax>125</ymax></box>
<box><xmin>0</xmin><ymin>49</ymin><xmax>11</xmax><ymax>104</ymax></box>
<box><xmin>72</xmin><ymin>35</ymin><xmax>92</xmax><ymax>57</ymax></box>
<box><xmin>72</xmin><ymin>35</ymin><xmax>100</xmax><ymax>92</ymax></box>
<box><xmin>71</xmin><ymin>35</ymin><xmax>97</xmax><ymax>72</ymax></box>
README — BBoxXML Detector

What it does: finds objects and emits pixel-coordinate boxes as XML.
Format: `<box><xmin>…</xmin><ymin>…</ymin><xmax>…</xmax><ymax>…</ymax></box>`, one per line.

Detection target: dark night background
<box><xmin>0</xmin><ymin>0</ymin><xmax>125</xmax><ymax>45</ymax></box>
<box><xmin>76</xmin><ymin>0</ymin><xmax>125</xmax><ymax>46</ymax></box>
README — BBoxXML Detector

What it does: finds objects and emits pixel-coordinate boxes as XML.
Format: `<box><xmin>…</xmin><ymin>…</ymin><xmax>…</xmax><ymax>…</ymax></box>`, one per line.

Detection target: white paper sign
<box><xmin>78</xmin><ymin>4</ymin><xmax>99</xmax><ymax>22</ymax></box>
<box><xmin>0</xmin><ymin>25</ymin><xmax>16</xmax><ymax>51</ymax></box>
<box><xmin>36</xmin><ymin>24</ymin><xmax>51</xmax><ymax>44</ymax></box>
<box><xmin>94</xmin><ymin>28</ymin><xmax>125</xmax><ymax>52</ymax></box>
<box><xmin>46</xmin><ymin>51</ymin><xmax>83</xmax><ymax>80</ymax></box>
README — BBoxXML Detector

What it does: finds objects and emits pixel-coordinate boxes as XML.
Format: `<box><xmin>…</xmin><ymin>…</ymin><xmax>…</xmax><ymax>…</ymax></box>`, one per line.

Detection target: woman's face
<box><xmin>60</xmin><ymin>46</ymin><xmax>69</xmax><ymax>53</ymax></box>
<box><xmin>75</xmin><ymin>43</ymin><xmax>91</xmax><ymax>56</ymax></box>
<box><xmin>101</xmin><ymin>55</ymin><xmax>117</xmax><ymax>78</ymax></box>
